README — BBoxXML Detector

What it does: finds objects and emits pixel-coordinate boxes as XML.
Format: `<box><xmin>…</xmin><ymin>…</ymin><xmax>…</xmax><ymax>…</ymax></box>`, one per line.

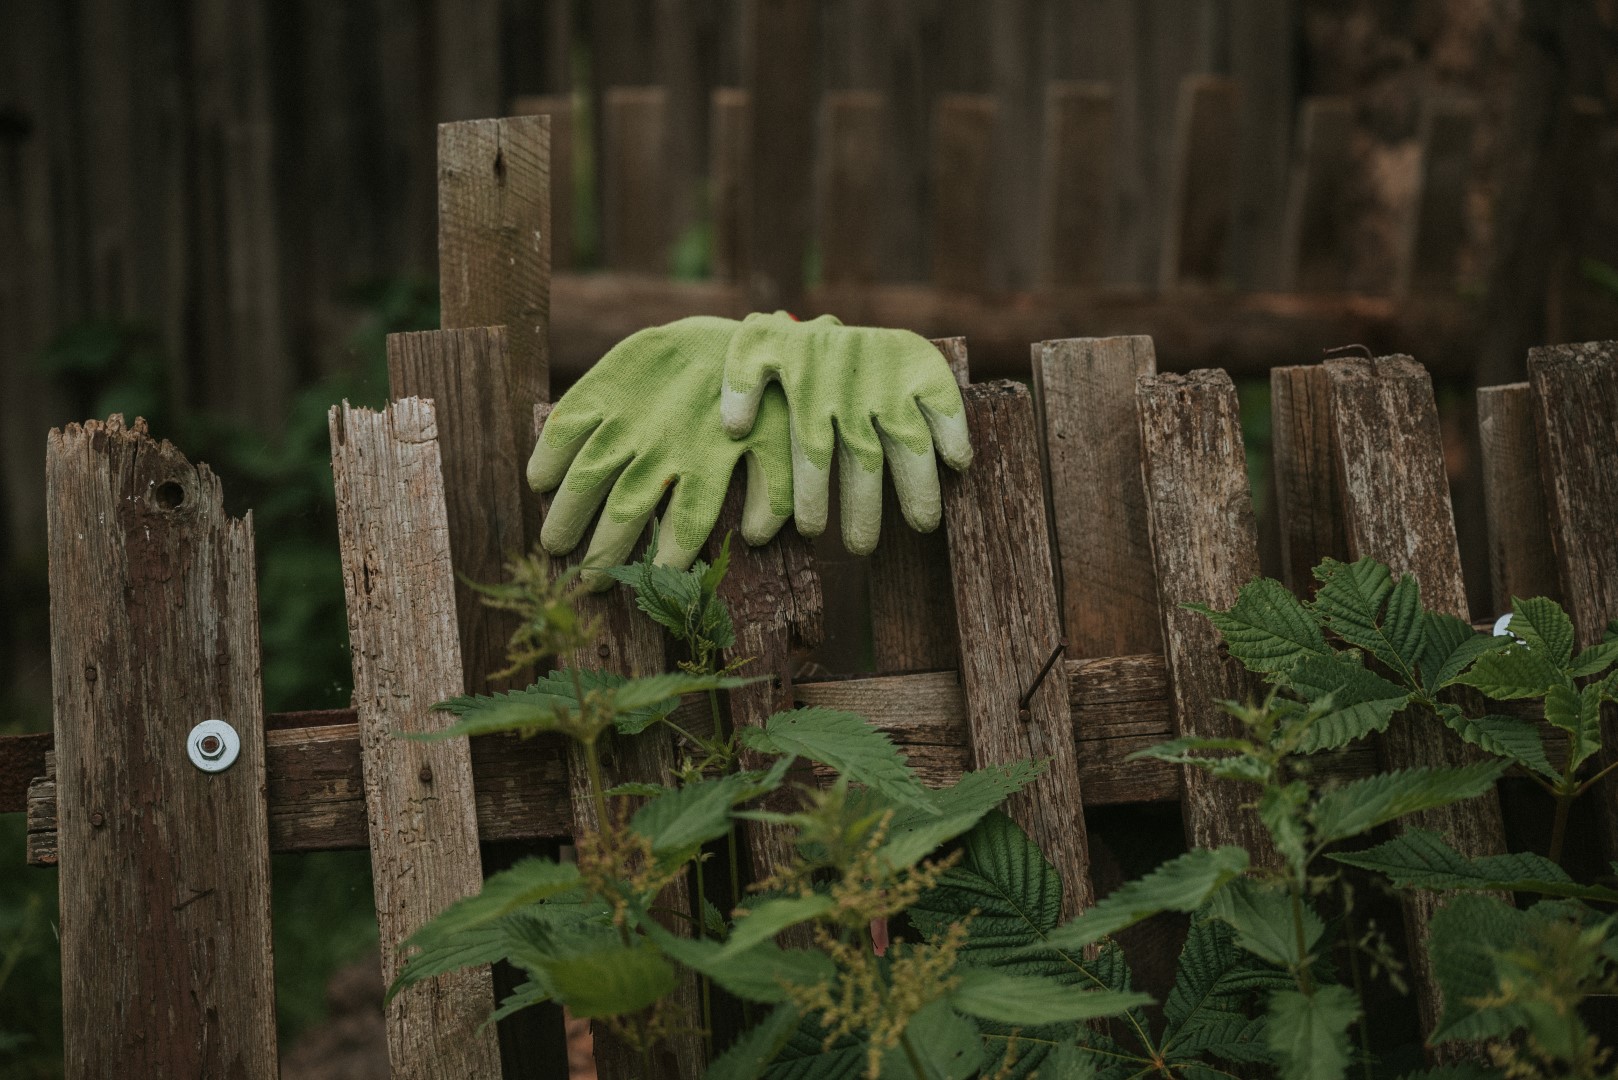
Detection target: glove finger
<box><xmin>790</xmin><ymin>416</ymin><xmax>831</xmax><ymax>538</ymax></box>
<box><xmin>919</xmin><ymin>399</ymin><xmax>973</xmax><ymax>471</ymax></box>
<box><xmin>877</xmin><ymin>423</ymin><xmax>943</xmax><ymax>532</ymax></box>
<box><xmin>741</xmin><ymin>447</ymin><xmax>792</xmax><ymax>546</ymax></box>
<box><xmin>654</xmin><ymin>475</ymin><xmax>723</xmax><ymax>572</ymax></box>
<box><xmin>577</xmin><ymin>504</ymin><xmax>657</xmax><ymax>592</ymax></box>
<box><xmin>528</xmin><ymin>406</ymin><xmax>603</xmax><ymax>492</ymax></box>
<box><xmin>540</xmin><ymin>460</ymin><xmax>626</xmax><ymax>556</ymax></box>
<box><xmin>720</xmin><ymin>376</ymin><xmax>771</xmax><ymax>440</ymax></box>
<box><xmin>837</xmin><ymin>442</ymin><xmax>884</xmax><ymax>556</ymax></box>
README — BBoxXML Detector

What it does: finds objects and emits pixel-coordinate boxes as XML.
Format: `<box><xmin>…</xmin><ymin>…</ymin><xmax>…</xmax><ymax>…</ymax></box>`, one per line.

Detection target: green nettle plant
<box><xmin>392</xmin><ymin>550</ymin><xmax>1618</xmax><ymax>1080</ymax></box>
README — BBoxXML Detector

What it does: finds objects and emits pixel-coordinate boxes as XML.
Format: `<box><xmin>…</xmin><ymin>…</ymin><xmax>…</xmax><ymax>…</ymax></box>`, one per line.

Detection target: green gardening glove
<box><xmin>527</xmin><ymin>316</ymin><xmax>795</xmax><ymax>589</ymax></box>
<box><xmin>719</xmin><ymin>312</ymin><xmax>972</xmax><ymax>554</ymax></box>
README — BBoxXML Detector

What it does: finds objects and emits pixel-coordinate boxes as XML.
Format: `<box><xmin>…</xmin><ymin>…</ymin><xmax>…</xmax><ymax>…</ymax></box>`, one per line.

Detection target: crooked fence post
<box><xmin>47</xmin><ymin>415</ymin><xmax>277</xmax><ymax>1079</ymax></box>
<box><xmin>330</xmin><ymin>398</ymin><xmax>502</xmax><ymax>1080</ymax></box>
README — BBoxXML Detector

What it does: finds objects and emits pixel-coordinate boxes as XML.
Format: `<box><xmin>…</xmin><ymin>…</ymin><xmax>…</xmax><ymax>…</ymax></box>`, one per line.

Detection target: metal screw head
<box><xmin>187</xmin><ymin>719</ymin><xmax>241</xmax><ymax>773</ymax></box>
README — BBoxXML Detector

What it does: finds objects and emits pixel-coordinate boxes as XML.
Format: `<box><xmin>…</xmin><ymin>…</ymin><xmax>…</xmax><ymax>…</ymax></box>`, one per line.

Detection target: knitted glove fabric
<box><xmin>528</xmin><ymin>315</ymin><xmax>794</xmax><ymax>589</ymax></box>
<box><xmin>719</xmin><ymin>311</ymin><xmax>972</xmax><ymax>554</ymax></box>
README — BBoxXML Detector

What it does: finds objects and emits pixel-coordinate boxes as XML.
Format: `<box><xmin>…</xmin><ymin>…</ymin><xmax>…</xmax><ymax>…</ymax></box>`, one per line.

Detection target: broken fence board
<box><xmin>1476</xmin><ymin>382</ymin><xmax>1560</xmax><ymax>611</ymax></box>
<box><xmin>1270</xmin><ymin>364</ymin><xmax>1350</xmax><ymax>594</ymax></box>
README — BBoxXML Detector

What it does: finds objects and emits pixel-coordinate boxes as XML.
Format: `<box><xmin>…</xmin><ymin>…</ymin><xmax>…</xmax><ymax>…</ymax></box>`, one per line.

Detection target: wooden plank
<box><xmin>329</xmin><ymin>399</ymin><xmax>502</xmax><ymax>1079</ymax></box>
<box><xmin>511</xmin><ymin>95</ymin><xmax>575</xmax><ymax>271</ymax></box>
<box><xmin>1323</xmin><ymin>355</ymin><xmax>1509</xmax><ymax>1042</ymax></box>
<box><xmin>708</xmin><ymin>88</ymin><xmax>749</xmax><ymax>284</ymax></box>
<box><xmin>1228</xmin><ymin>0</ymin><xmax>1295</xmax><ymax>289</ymax></box>
<box><xmin>818</xmin><ymin>90</ymin><xmax>886</xmax><ymax>286</ymax></box>
<box><xmin>532</xmin><ymin>402</ymin><xmax>704</xmax><ymax>1080</ymax></box>
<box><xmin>542</xmin><ymin>272</ymin><xmax>1481</xmax><ymax>383</ymax></box>
<box><xmin>1528</xmin><ymin>343</ymin><xmax>1618</xmax><ymax>857</ymax></box>
<box><xmin>1032</xmin><ymin>336</ymin><xmax>1161</xmax><ymax>657</ymax></box>
<box><xmin>1270</xmin><ymin>364</ymin><xmax>1350</xmax><ymax>594</ymax></box>
<box><xmin>1136</xmin><ymin>370</ymin><xmax>1275</xmax><ymax>858</ymax></box>
<box><xmin>741</xmin><ymin>0</ymin><xmax>818</xmax><ymax>312</ymax></box>
<box><xmin>438</xmin><ymin>116</ymin><xmax>551</xmax><ymax>406</ymax></box>
<box><xmin>868</xmin><ymin>338</ymin><xmax>969</xmax><ymax>673</ymax></box>
<box><xmin>601</xmin><ymin>86</ymin><xmax>670</xmax><ymax>274</ymax></box>
<box><xmin>1476</xmin><ymin>382</ymin><xmax>1560</xmax><ymax>611</ymax></box>
<box><xmin>1279</xmin><ymin>97</ymin><xmax>1355</xmax><ymax>293</ymax></box>
<box><xmin>931</xmin><ymin>94</ymin><xmax>997</xmax><ymax>294</ymax></box>
<box><xmin>46</xmin><ymin>415</ymin><xmax>278</xmax><ymax>1079</ymax></box>
<box><xmin>1397</xmin><ymin>97</ymin><xmax>1477</xmax><ymax>298</ymax></box>
<box><xmin>1160</xmin><ymin>75</ymin><xmax>1239</xmax><ymax>291</ymax></box>
<box><xmin>943</xmin><ymin>381</ymin><xmax>1094</xmax><ymax>917</ymax></box>
<box><xmin>1038</xmin><ymin>82</ymin><xmax>1113</xmax><ymax>289</ymax></box>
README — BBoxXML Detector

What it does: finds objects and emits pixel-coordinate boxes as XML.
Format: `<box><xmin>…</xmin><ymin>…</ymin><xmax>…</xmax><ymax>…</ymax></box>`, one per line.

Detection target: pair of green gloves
<box><xmin>528</xmin><ymin>311</ymin><xmax>972</xmax><ymax>588</ymax></box>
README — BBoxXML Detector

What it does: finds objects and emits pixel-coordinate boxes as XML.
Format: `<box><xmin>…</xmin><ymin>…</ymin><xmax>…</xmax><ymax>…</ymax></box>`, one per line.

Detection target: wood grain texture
<box><xmin>1397</xmin><ymin>97</ymin><xmax>1478</xmax><ymax>297</ymax></box>
<box><xmin>1136</xmin><ymin>370</ymin><xmax>1275</xmax><ymax>860</ymax></box>
<box><xmin>510</xmin><ymin>95</ymin><xmax>575</xmax><ymax>270</ymax></box>
<box><xmin>931</xmin><ymin>94</ymin><xmax>997</xmax><ymax>294</ymax></box>
<box><xmin>1038</xmin><ymin>82</ymin><xmax>1113</xmax><ymax>289</ymax></box>
<box><xmin>438</xmin><ymin>117</ymin><xmax>551</xmax><ymax>405</ymax></box>
<box><xmin>868</xmin><ymin>338</ymin><xmax>969</xmax><ymax>673</ymax></box>
<box><xmin>1477</xmin><ymin>382</ymin><xmax>1560</xmax><ymax>611</ymax></box>
<box><xmin>1032</xmin><ymin>336</ymin><xmax>1161</xmax><ymax>657</ymax></box>
<box><xmin>1528</xmin><ymin>343</ymin><xmax>1618</xmax><ymax>857</ymax></box>
<box><xmin>1159</xmin><ymin>76</ymin><xmax>1239</xmax><ymax>291</ymax></box>
<box><xmin>1279</xmin><ymin>97</ymin><xmax>1355</xmax><ymax>293</ymax></box>
<box><xmin>708</xmin><ymin>88</ymin><xmax>750</xmax><ymax>285</ymax></box>
<box><xmin>819</xmin><ymin>90</ymin><xmax>886</xmax><ymax>286</ymax></box>
<box><xmin>1271</xmin><ymin>364</ymin><xmax>1350</xmax><ymax>594</ymax></box>
<box><xmin>1323</xmin><ymin>355</ymin><xmax>1509</xmax><ymax>1044</ymax></box>
<box><xmin>943</xmin><ymin>381</ymin><xmax>1094</xmax><ymax>917</ymax></box>
<box><xmin>46</xmin><ymin>415</ymin><xmax>278</xmax><ymax>1080</ymax></box>
<box><xmin>602</xmin><ymin>86</ymin><xmax>670</xmax><ymax>274</ymax></box>
<box><xmin>329</xmin><ymin>399</ymin><xmax>502</xmax><ymax>1080</ymax></box>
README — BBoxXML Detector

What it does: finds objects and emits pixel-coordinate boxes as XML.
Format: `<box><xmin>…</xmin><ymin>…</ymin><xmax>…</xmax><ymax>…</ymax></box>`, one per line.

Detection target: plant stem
<box><xmin>1290</xmin><ymin>882</ymin><xmax>1315</xmax><ymax>996</ymax></box>
<box><xmin>1550</xmin><ymin>783</ymin><xmax>1575</xmax><ymax>867</ymax></box>
<box><xmin>693</xmin><ymin>857</ymin><xmax>715</xmax><ymax>1060</ymax></box>
<box><xmin>1340</xmin><ymin>888</ymin><xmax>1374</xmax><ymax>1080</ymax></box>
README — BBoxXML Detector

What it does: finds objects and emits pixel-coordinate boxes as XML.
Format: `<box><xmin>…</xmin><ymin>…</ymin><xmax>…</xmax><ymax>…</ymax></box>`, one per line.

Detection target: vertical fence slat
<box><xmin>1136</xmin><ymin>371</ymin><xmax>1275</xmax><ymax>859</ymax></box>
<box><xmin>709</xmin><ymin>88</ymin><xmax>750</xmax><ymax>285</ymax></box>
<box><xmin>1528</xmin><ymin>343</ymin><xmax>1618</xmax><ymax>858</ymax></box>
<box><xmin>1323</xmin><ymin>355</ymin><xmax>1509</xmax><ymax>1042</ymax></box>
<box><xmin>329</xmin><ymin>399</ymin><xmax>502</xmax><ymax>1080</ymax></box>
<box><xmin>438</xmin><ymin>116</ymin><xmax>551</xmax><ymax>406</ymax></box>
<box><xmin>1159</xmin><ymin>75</ymin><xmax>1239</xmax><ymax>291</ymax></box>
<box><xmin>1270</xmin><ymin>364</ymin><xmax>1350</xmax><ymax>594</ymax></box>
<box><xmin>868</xmin><ymin>338</ymin><xmax>969</xmax><ymax>672</ymax></box>
<box><xmin>943</xmin><ymin>380</ymin><xmax>1094</xmax><ymax>917</ymax></box>
<box><xmin>1477</xmin><ymin>382</ymin><xmax>1560</xmax><ymax>611</ymax></box>
<box><xmin>1038</xmin><ymin>82</ymin><xmax>1113</xmax><ymax>289</ymax></box>
<box><xmin>1033</xmin><ymin>335</ymin><xmax>1161</xmax><ymax>657</ymax></box>
<box><xmin>1278</xmin><ymin>97</ymin><xmax>1355</xmax><ymax>293</ymax></box>
<box><xmin>931</xmin><ymin>94</ymin><xmax>997</xmax><ymax>294</ymax></box>
<box><xmin>602</xmin><ymin>86</ymin><xmax>670</xmax><ymax>274</ymax></box>
<box><xmin>511</xmin><ymin>94</ymin><xmax>575</xmax><ymax>270</ymax></box>
<box><xmin>1396</xmin><ymin>97</ymin><xmax>1478</xmax><ymax>297</ymax></box>
<box><xmin>741</xmin><ymin>0</ymin><xmax>817</xmax><ymax>312</ymax></box>
<box><xmin>530</xmin><ymin>402</ymin><xmax>707</xmax><ymax>1080</ymax></box>
<box><xmin>48</xmin><ymin>416</ymin><xmax>278</xmax><ymax>1080</ymax></box>
<box><xmin>818</xmin><ymin>90</ymin><xmax>885</xmax><ymax>287</ymax></box>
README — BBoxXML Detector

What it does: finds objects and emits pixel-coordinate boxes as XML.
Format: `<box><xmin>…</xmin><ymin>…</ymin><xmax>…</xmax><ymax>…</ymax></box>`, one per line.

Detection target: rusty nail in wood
<box><xmin>1018</xmin><ymin>639</ymin><xmax>1068</xmax><ymax>716</ymax></box>
<box><xmin>419</xmin><ymin>765</ymin><xmax>433</xmax><ymax>784</ymax></box>
<box><xmin>597</xmin><ymin>644</ymin><xmax>611</xmax><ymax>659</ymax></box>
<box><xmin>90</xmin><ymin>811</ymin><xmax>105</xmax><ymax>828</ymax></box>
<box><xmin>1322</xmin><ymin>344</ymin><xmax>1374</xmax><ymax>360</ymax></box>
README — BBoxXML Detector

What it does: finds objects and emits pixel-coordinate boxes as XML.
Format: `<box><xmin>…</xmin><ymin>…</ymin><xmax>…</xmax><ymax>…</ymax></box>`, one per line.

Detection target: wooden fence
<box><xmin>3</xmin><ymin>111</ymin><xmax>1618</xmax><ymax>1079</ymax></box>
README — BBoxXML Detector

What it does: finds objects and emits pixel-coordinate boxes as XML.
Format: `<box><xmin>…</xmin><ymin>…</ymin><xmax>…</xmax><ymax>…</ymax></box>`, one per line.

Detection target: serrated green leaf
<box><xmin>1310</xmin><ymin>559</ymin><xmax>1424</xmax><ymax>682</ymax></box>
<box><xmin>611</xmin><ymin>672</ymin><xmax>758</xmax><ymax>716</ymax></box>
<box><xmin>1570</xmin><ymin>640</ymin><xmax>1618</xmax><ymax>678</ymax></box>
<box><xmin>1208</xmin><ymin>879</ymin><xmax>1323</xmax><ymax>969</ymax></box>
<box><xmin>1508</xmin><ymin>596</ymin><xmax>1576</xmax><ymax>669</ymax></box>
<box><xmin>1287</xmin><ymin>654</ymin><xmax>1410</xmax><ymax>752</ymax></box>
<box><xmin>1189</xmin><ymin>578</ymin><xmax>1330</xmax><ymax>674</ymax></box>
<box><xmin>1043</xmin><ymin>848</ymin><xmax>1250</xmax><ymax>951</ymax></box>
<box><xmin>949</xmin><ymin>970</ymin><xmax>1149</xmax><ymax>1025</ymax></box>
<box><xmin>1328</xmin><ymin>828</ymin><xmax>1618</xmax><ymax>902</ymax></box>
<box><xmin>763</xmin><ymin>1014</ymin><xmax>865</xmax><ymax>1080</ymax></box>
<box><xmin>1310</xmin><ymin>761</ymin><xmax>1507</xmax><ymax>845</ymax></box>
<box><xmin>1259</xmin><ymin>782</ymin><xmax>1311</xmax><ymax>878</ymax></box>
<box><xmin>402</xmin><ymin>858</ymin><xmax>579</xmax><ymax>940</ymax></box>
<box><xmin>1265</xmin><ymin>984</ymin><xmax>1358</xmax><ymax>1080</ymax></box>
<box><xmin>544</xmin><ymin>940</ymin><xmax>675</xmax><ymax>1018</ymax></box>
<box><xmin>721</xmin><ymin>895</ymin><xmax>835</xmax><ymax>956</ymax></box>
<box><xmin>651</xmin><ymin>927</ymin><xmax>833</xmax><ymax>1005</ymax></box>
<box><xmin>1435</xmin><ymin>705</ymin><xmax>1556</xmax><ymax>780</ymax></box>
<box><xmin>487</xmin><ymin>978</ymin><xmax>552</xmax><ymax>1027</ymax></box>
<box><xmin>882</xmin><ymin>1000</ymin><xmax>983</xmax><ymax>1080</ymax></box>
<box><xmin>1421</xmin><ymin>613</ymin><xmax>1505</xmax><ymax>690</ymax></box>
<box><xmin>877</xmin><ymin>763</ymin><xmax>1047</xmax><ymax>870</ymax></box>
<box><xmin>603</xmin><ymin>781</ymin><xmax>671</xmax><ymax>798</ymax></box>
<box><xmin>1429</xmin><ymin>893</ymin><xmax>1534</xmax><ymax>1043</ymax></box>
<box><xmin>388</xmin><ymin>923</ymin><xmax>511</xmax><ymax>1002</ymax></box>
<box><xmin>740</xmin><ymin>708</ymin><xmax>933</xmax><ymax>811</ymax></box>
<box><xmin>1545</xmin><ymin>683</ymin><xmax>1605</xmax><ymax>771</ymax></box>
<box><xmin>706</xmin><ymin>1005</ymin><xmax>801</xmax><ymax>1080</ymax></box>
<box><xmin>428</xmin><ymin>668</ymin><xmax>697</xmax><ymax>739</ymax></box>
<box><xmin>1450</xmin><ymin>642</ymin><xmax>1562</xmax><ymax>700</ymax></box>
<box><xmin>1130</xmin><ymin>737</ymin><xmax>1271</xmax><ymax>784</ymax></box>
<box><xmin>1161</xmin><ymin>916</ymin><xmax>1291</xmax><ymax>1065</ymax></box>
<box><xmin>630</xmin><ymin>772</ymin><xmax>758</xmax><ymax>859</ymax></box>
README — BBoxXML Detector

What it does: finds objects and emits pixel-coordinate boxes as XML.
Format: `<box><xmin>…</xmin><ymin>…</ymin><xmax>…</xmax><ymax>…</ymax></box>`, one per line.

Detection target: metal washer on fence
<box><xmin>187</xmin><ymin>719</ymin><xmax>241</xmax><ymax>773</ymax></box>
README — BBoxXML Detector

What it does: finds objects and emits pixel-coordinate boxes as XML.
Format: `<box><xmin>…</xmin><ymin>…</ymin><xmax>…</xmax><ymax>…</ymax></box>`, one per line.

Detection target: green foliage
<box><xmin>1265</xmin><ymin>985</ymin><xmax>1359</xmax><ymax>1080</ymax></box>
